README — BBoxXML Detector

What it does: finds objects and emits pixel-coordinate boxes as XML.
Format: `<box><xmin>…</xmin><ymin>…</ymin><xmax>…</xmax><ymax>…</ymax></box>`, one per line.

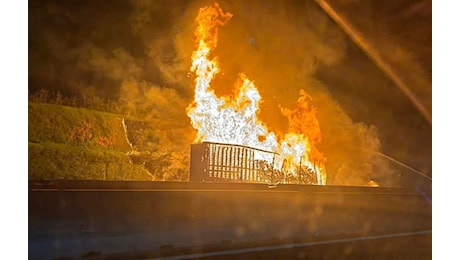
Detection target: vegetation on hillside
<box><xmin>28</xmin><ymin>100</ymin><xmax>190</xmax><ymax>181</ymax></box>
<box><xmin>28</xmin><ymin>142</ymin><xmax>149</xmax><ymax>180</ymax></box>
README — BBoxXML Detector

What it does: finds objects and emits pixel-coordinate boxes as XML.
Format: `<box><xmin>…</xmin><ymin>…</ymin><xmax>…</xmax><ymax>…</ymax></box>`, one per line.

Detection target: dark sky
<box><xmin>318</xmin><ymin>0</ymin><xmax>431</xmax><ymax>188</ymax></box>
<box><xmin>28</xmin><ymin>0</ymin><xmax>431</xmax><ymax>188</ymax></box>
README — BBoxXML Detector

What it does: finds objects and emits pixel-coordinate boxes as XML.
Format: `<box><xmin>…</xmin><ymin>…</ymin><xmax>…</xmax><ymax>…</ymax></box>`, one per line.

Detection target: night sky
<box><xmin>28</xmin><ymin>0</ymin><xmax>431</xmax><ymax>188</ymax></box>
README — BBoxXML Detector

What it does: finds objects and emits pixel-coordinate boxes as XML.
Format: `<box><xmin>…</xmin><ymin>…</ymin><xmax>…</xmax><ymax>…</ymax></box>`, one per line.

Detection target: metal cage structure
<box><xmin>190</xmin><ymin>142</ymin><xmax>278</xmax><ymax>183</ymax></box>
<box><xmin>189</xmin><ymin>142</ymin><xmax>320</xmax><ymax>185</ymax></box>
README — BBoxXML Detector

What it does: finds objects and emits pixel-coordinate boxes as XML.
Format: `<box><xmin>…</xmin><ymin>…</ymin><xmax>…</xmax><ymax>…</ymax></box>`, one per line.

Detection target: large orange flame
<box><xmin>187</xmin><ymin>2</ymin><xmax>327</xmax><ymax>184</ymax></box>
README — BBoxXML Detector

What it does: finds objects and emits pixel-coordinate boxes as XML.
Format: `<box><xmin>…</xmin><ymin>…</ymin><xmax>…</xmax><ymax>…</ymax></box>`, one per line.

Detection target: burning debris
<box><xmin>187</xmin><ymin>3</ymin><xmax>326</xmax><ymax>184</ymax></box>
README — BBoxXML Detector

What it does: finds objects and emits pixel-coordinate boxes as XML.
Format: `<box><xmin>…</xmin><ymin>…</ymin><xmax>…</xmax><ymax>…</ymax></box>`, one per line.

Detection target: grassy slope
<box><xmin>28</xmin><ymin>102</ymin><xmax>150</xmax><ymax>180</ymax></box>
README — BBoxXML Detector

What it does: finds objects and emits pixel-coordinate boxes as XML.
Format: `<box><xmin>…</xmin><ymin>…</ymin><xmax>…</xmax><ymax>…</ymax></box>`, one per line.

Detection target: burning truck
<box><xmin>190</xmin><ymin>141</ymin><xmax>322</xmax><ymax>185</ymax></box>
<box><xmin>187</xmin><ymin>3</ymin><xmax>327</xmax><ymax>185</ymax></box>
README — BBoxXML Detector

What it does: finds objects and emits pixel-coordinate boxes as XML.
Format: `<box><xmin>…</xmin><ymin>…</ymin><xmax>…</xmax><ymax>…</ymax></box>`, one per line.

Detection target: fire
<box><xmin>280</xmin><ymin>90</ymin><xmax>327</xmax><ymax>184</ymax></box>
<box><xmin>187</xmin><ymin>2</ymin><xmax>327</xmax><ymax>184</ymax></box>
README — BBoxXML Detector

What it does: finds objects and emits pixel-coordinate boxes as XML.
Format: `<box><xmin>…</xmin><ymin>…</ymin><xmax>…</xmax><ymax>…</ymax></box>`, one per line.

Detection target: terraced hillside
<box><xmin>28</xmin><ymin>102</ymin><xmax>151</xmax><ymax>181</ymax></box>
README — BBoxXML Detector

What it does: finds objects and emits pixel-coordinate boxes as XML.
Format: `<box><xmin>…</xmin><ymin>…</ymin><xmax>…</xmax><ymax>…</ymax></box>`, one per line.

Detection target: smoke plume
<box><xmin>29</xmin><ymin>0</ymin><xmax>402</xmax><ymax>185</ymax></box>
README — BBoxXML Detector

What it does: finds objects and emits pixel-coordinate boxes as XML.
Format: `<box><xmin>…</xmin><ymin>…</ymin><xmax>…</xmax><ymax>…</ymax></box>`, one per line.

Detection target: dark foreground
<box><xmin>71</xmin><ymin>232</ymin><xmax>431</xmax><ymax>260</ymax></box>
<box><xmin>29</xmin><ymin>181</ymin><xmax>431</xmax><ymax>259</ymax></box>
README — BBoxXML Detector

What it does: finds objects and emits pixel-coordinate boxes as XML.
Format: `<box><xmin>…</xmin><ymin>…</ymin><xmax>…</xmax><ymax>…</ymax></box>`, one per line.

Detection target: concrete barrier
<box><xmin>28</xmin><ymin>181</ymin><xmax>431</xmax><ymax>259</ymax></box>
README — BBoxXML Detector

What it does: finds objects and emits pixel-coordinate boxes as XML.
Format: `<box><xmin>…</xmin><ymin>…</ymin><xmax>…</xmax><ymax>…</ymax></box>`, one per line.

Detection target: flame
<box><xmin>187</xmin><ymin>2</ymin><xmax>326</xmax><ymax>184</ymax></box>
<box><xmin>280</xmin><ymin>90</ymin><xmax>327</xmax><ymax>184</ymax></box>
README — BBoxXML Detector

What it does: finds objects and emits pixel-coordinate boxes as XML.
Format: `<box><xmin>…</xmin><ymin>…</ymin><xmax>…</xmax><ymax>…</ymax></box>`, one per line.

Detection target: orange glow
<box><xmin>187</xmin><ymin>2</ymin><xmax>327</xmax><ymax>184</ymax></box>
<box><xmin>368</xmin><ymin>180</ymin><xmax>379</xmax><ymax>187</ymax></box>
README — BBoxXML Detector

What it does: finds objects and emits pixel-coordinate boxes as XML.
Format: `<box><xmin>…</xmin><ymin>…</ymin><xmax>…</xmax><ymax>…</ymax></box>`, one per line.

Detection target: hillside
<box><xmin>28</xmin><ymin>102</ymin><xmax>151</xmax><ymax>181</ymax></box>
